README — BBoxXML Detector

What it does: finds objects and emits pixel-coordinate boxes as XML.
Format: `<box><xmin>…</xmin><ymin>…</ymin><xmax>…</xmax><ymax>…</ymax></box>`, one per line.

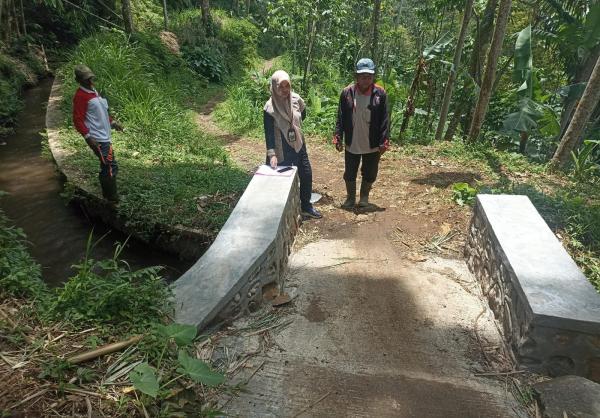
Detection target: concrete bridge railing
<box><xmin>466</xmin><ymin>194</ymin><xmax>600</xmax><ymax>381</ymax></box>
<box><xmin>171</xmin><ymin>169</ymin><xmax>300</xmax><ymax>330</ymax></box>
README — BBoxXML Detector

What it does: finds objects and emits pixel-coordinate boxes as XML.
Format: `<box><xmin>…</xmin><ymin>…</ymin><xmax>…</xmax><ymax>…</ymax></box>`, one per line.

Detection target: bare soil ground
<box><xmin>196</xmin><ymin>96</ymin><xmax>535</xmax><ymax>417</ymax></box>
<box><xmin>198</xmin><ymin>94</ymin><xmax>479</xmax><ymax>259</ymax></box>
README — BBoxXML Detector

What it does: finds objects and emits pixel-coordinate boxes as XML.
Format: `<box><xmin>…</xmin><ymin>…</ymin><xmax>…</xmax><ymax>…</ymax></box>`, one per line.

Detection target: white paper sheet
<box><xmin>254</xmin><ymin>165</ymin><xmax>296</xmax><ymax>177</ymax></box>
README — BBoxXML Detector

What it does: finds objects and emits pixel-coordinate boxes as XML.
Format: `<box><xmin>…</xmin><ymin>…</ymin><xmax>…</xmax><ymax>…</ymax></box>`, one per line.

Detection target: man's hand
<box><xmin>85</xmin><ymin>136</ymin><xmax>99</xmax><ymax>149</ymax></box>
<box><xmin>379</xmin><ymin>138</ymin><xmax>390</xmax><ymax>155</ymax></box>
<box><xmin>270</xmin><ymin>155</ymin><xmax>278</xmax><ymax>169</ymax></box>
<box><xmin>111</xmin><ymin>121</ymin><xmax>124</xmax><ymax>132</ymax></box>
<box><xmin>333</xmin><ymin>135</ymin><xmax>343</xmax><ymax>152</ymax></box>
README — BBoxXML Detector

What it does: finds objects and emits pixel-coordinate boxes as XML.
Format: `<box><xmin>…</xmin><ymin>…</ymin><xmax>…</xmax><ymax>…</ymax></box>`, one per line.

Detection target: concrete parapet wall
<box><xmin>172</xmin><ymin>170</ymin><xmax>300</xmax><ymax>330</ymax></box>
<box><xmin>465</xmin><ymin>194</ymin><xmax>600</xmax><ymax>381</ymax></box>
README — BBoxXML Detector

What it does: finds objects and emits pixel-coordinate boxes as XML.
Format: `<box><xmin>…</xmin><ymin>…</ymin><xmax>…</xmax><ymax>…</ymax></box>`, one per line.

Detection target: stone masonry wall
<box><xmin>213</xmin><ymin>178</ymin><xmax>300</xmax><ymax>324</ymax></box>
<box><xmin>465</xmin><ymin>195</ymin><xmax>600</xmax><ymax>381</ymax></box>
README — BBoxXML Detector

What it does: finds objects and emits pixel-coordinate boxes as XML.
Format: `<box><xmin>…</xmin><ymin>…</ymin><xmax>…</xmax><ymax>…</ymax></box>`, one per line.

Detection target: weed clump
<box><xmin>0</xmin><ymin>211</ymin><xmax>227</xmax><ymax>416</ymax></box>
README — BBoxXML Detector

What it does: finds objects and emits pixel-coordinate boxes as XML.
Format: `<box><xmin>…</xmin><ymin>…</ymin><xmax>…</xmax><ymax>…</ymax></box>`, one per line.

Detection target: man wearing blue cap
<box><xmin>333</xmin><ymin>58</ymin><xmax>390</xmax><ymax>208</ymax></box>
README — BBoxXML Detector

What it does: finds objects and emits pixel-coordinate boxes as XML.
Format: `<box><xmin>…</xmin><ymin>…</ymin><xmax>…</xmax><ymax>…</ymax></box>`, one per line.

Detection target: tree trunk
<box><xmin>11</xmin><ymin>0</ymin><xmax>20</xmax><ymax>38</ymax></box>
<box><xmin>519</xmin><ymin>131</ymin><xmax>528</xmax><ymax>154</ymax></box>
<box><xmin>435</xmin><ymin>0</ymin><xmax>474</xmax><ymax>141</ymax></box>
<box><xmin>162</xmin><ymin>0</ymin><xmax>168</xmax><ymax>30</ymax></box>
<box><xmin>121</xmin><ymin>0</ymin><xmax>134</xmax><ymax>34</ymax></box>
<box><xmin>400</xmin><ymin>57</ymin><xmax>426</xmax><ymax>136</ymax></box>
<box><xmin>557</xmin><ymin>45</ymin><xmax>600</xmax><ymax>141</ymax></box>
<box><xmin>291</xmin><ymin>24</ymin><xmax>298</xmax><ymax>74</ymax></box>
<box><xmin>444</xmin><ymin>109</ymin><xmax>462</xmax><ymax>140</ymax></box>
<box><xmin>551</xmin><ymin>54</ymin><xmax>600</xmax><ymax>168</ymax></box>
<box><xmin>426</xmin><ymin>74</ymin><xmax>438</xmax><ymax>133</ymax></box>
<box><xmin>18</xmin><ymin>0</ymin><xmax>25</xmax><ymax>37</ymax></box>
<box><xmin>469</xmin><ymin>0</ymin><xmax>498</xmax><ymax>85</ymax></box>
<box><xmin>452</xmin><ymin>0</ymin><xmax>498</xmax><ymax>140</ymax></box>
<box><xmin>201</xmin><ymin>0</ymin><xmax>210</xmax><ymax>27</ymax></box>
<box><xmin>0</xmin><ymin>0</ymin><xmax>4</xmax><ymax>41</ymax></box>
<box><xmin>371</xmin><ymin>0</ymin><xmax>382</xmax><ymax>59</ymax></box>
<box><xmin>302</xmin><ymin>18</ymin><xmax>317</xmax><ymax>93</ymax></box>
<box><xmin>467</xmin><ymin>0</ymin><xmax>512</xmax><ymax>142</ymax></box>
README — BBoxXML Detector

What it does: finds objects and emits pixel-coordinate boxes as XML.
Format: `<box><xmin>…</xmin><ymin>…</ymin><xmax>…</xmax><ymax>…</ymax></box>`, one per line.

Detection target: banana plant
<box><xmin>500</xmin><ymin>25</ymin><xmax>559</xmax><ymax>154</ymax></box>
<box><xmin>571</xmin><ymin>139</ymin><xmax>600</xmax><ymax>180</ymax></box>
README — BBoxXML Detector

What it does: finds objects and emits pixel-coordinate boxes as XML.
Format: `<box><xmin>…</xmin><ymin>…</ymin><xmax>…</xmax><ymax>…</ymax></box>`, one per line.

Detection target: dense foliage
<box><xmin>0</xmin><ymin>46</ymin><xmax>47</xmax><ymax>136</ymax></box>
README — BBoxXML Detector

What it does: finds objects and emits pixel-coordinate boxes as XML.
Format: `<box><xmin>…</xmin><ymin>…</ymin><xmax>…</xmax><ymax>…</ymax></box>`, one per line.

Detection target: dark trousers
<box><xmin>267</xmin><ymin>142</ymin><xmax>313</xmax><ymax>211</ymax></box>
<box><xmin>343</xmin><ymin>150</ymin><xmax>380</xmax><ymax>183</ymax></box>
<box><xmin>87</xmin><ymin>140</ymin><xmax>118</xmax><ymax>178</ymax></box>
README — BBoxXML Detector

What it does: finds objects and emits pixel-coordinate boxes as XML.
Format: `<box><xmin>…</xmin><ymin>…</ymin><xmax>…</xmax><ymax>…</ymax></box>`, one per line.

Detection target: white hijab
<box><xmin>264</xmin><ymin>70</ymin><xmax>305</xmax><ymax>154</ymax></box>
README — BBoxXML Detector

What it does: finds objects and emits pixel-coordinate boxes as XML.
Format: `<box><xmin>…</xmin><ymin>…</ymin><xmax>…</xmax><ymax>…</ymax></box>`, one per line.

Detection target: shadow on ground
<box><xmin>411</xmin><ymin>171</ymin><xmax>482</xmax><ymax>188</ymax></box>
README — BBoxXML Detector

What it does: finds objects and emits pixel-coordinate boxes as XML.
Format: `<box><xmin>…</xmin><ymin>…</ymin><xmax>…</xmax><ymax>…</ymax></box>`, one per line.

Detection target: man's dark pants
<box><xmin>87</xmin><ymin>140</ymin><xmax>118</xmax><ymax>178</ymax></box>
<box><xmin>343</xmin><ymin>150</ymin><xmax>380</xmax><ymax>183</ymax></box>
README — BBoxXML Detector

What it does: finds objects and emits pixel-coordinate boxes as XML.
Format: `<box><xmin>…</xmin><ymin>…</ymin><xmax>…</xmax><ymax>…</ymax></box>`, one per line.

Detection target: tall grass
<box><xmin>213</xmin><ymin>60</ymin><xmax>342</xmax><ymax>140</ymax></box>
<box><xmin>58</xmin><ymin>31</ymin><xmax>249</xmax><ymax>235</ymax></box>
<box><xmin>214</xmin><ymin>81</ymin><xmax>266</xmax><ymax>137</ymax></box>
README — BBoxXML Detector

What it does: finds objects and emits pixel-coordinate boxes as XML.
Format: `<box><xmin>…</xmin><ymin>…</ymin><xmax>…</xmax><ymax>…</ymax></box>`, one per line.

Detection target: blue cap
<box><xmin>356</xmin><ymin>58</ymin><xmax>375</xmax><ymax>74</ymax></box>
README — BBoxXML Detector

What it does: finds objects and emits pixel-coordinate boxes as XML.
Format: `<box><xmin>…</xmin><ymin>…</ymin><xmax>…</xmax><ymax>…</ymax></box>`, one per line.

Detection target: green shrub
<box><xmin>172</xmin><ymin>10</ymin><xmax>260</xmax><ymax>80</ymax></box>
<box><xmin>170</xmin><ymin>9</ymin><xmax>208</xmax><ymax>47</ymax></box>
<box><xmin>0</xmin><ymin>49</ymin><xmax>45</xmax><ymax>135</ymax></box>
<box><xmin>571</xmin><ymin>140</ymin><xmax>600</xmax><ymax>181</ymax></box>
<box><xmin>182</xmin><ymin>44</ymin><xmax>227</xmax><ymax>81</ymax></box>
<box><xmin>302</xmin><ymin>86</ymin><xmax>338</xmax><ymax>138</ymax></box>
<box><xmin>451</xmin><ymin>182</ymin><xmax>477</xmax><ymax>206</ymax></box>
<box><xmin>46</xmin><ymin>256</ymin><xmax>170</xmax><ymax>329</ymax></box>
<box><xmin>218</xmin><ymin>14</ymin><xmax>259</xmax><ymax>74</ymax></box>
<box><xmin>0</xmin><ymin>207</ymin><xmax>47</xmax><ymax>300</ymax></box>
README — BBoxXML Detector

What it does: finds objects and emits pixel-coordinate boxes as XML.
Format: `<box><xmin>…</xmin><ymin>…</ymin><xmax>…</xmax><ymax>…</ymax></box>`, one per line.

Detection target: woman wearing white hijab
<box><xmin>264</xmin><ymin>70</ymin><xmax>322</xmax><ymax>219</ymax></box>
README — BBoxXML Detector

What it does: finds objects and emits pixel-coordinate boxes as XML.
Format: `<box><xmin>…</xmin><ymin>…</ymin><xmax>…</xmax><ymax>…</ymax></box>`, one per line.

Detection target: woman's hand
<box><xmin>270</xmin><ymin>155</ymin><xmax>278</xmax><ymax>169</ymax></box>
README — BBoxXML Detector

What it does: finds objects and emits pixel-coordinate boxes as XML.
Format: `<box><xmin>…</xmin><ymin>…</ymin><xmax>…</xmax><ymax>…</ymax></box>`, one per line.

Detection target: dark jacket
<box><xmin>334</xmin><ymin>83</ymin><xmax>390</xmax><ymax>149</ymax></box>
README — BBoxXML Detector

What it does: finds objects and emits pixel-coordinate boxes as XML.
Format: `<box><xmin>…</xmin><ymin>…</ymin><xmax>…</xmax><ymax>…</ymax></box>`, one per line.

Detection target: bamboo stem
<box><xmin>67</xmin><ymin>335</ymin><xmax>143</xmax><ymax>364</ymax></box>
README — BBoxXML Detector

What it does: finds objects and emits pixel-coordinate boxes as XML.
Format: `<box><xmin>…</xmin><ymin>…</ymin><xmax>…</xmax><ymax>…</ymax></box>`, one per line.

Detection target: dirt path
<box><xmin>196</xmin><ymin>93</ymin><xmax>528</xmax><ymax>417</ymax></box>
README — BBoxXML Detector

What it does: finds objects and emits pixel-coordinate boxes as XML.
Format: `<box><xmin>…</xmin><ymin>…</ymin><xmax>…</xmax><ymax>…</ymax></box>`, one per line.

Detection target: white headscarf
<box><xmin>264</xmin><ymin>70</ymin><xmax>305</xmax><ymax>155</ymax></box>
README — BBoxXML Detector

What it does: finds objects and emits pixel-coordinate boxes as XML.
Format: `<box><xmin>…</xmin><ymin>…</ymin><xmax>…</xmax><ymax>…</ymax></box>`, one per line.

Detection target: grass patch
<box><xmin>0</xmin><ymin>205</ymin><xmax>46</xmax><ymax>299</ymax></box>
<box><xmin>56</xmin><ymin>31</ymin><xmax>249</xmax><ymax>237</ymax></box>
<box><xmin>406</xmin><ymin>140</ymin><xmax>600</xmax><ymax>291</ymax></box>
<box><xmin>213</xmin><ymin>71</ymin><xmax>269</xmax><ymax>138</ymax></box>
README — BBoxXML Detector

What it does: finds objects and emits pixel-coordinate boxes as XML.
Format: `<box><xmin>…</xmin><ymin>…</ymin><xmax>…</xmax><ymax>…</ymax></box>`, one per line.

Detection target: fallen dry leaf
<box><xmin>272</xmin><ymin>293</ymin><xmax>292</xmax><ymax>307</ymax></box>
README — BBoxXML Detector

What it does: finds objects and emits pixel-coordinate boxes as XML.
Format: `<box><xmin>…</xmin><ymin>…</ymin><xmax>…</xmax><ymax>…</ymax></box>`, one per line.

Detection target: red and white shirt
<box><xmin>73</xmin><ymin>86</ymin><xmax>112</xmax><ymax>142</ymax></box>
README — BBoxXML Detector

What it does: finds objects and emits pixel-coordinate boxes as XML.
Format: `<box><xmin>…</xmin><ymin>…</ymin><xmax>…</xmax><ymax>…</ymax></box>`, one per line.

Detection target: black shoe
<box><xmin>302</xmin><ymin>207</ymin><xmax>322</xmax><ymax>219</ymax></box>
